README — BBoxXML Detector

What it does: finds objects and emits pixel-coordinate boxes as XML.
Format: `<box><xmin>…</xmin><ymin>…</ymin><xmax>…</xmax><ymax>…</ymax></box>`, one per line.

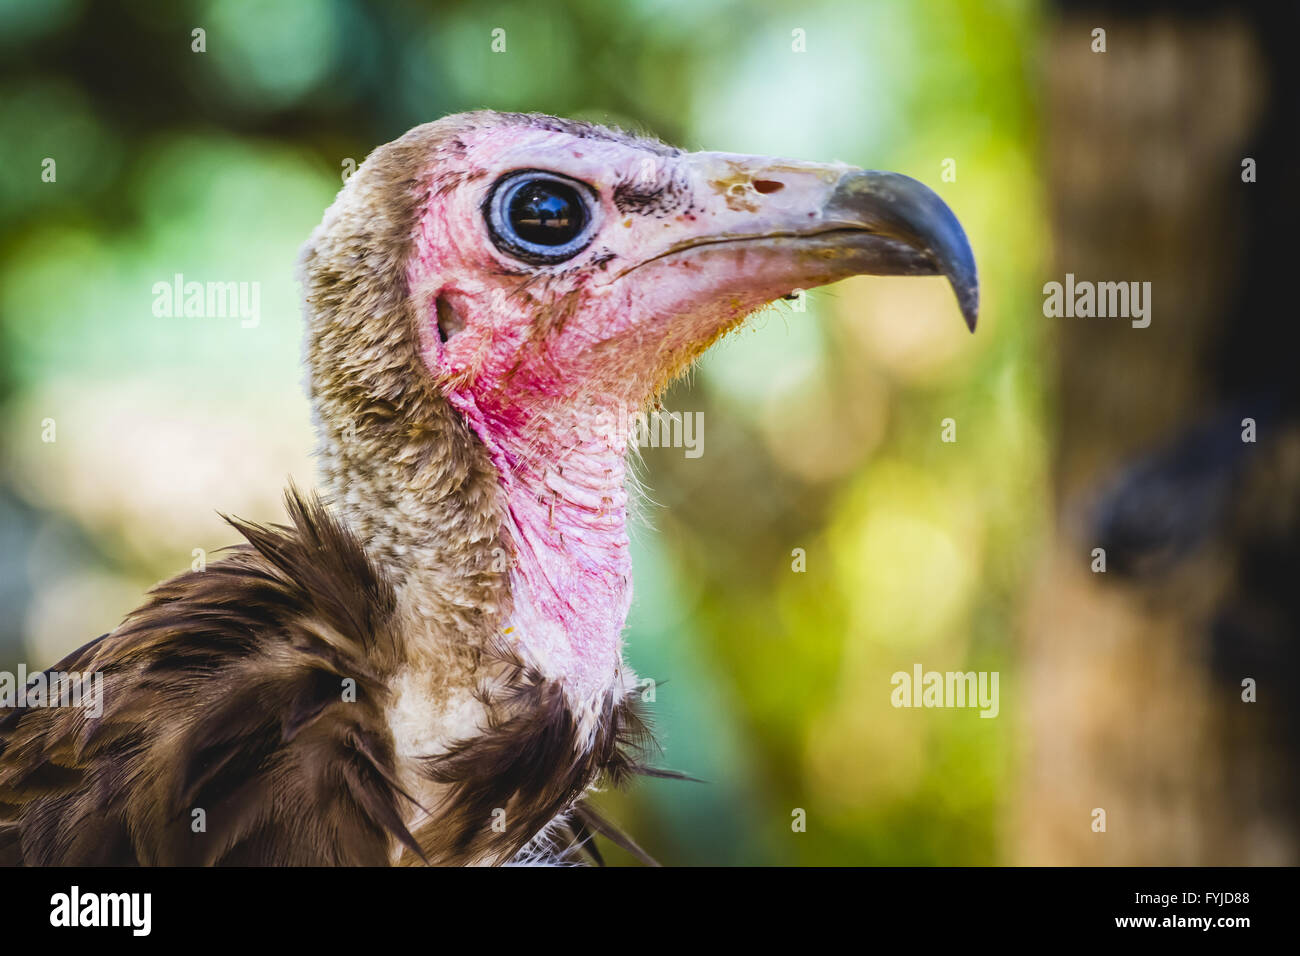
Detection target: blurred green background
<box><xmin>0</xmin><ymin>0</ymin><xmax>1048</xmax><ymax>864</ymax></box>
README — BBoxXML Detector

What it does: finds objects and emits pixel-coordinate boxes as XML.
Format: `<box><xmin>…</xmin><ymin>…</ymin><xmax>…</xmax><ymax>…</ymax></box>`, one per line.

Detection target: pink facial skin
<box><xmin>406</xmin><ymin>123</ymin><xmax>927</xmax><ymax>705</ymax></box>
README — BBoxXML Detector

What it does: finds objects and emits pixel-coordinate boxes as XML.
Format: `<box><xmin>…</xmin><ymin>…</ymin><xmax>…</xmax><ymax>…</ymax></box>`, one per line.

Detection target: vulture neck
<box><xmin>449</xmin><ymin>390</ymin><xmax>634</xmax><ymax>707</ymax></box>
<box><xmin>316</xmin><ymin>385</ymin><xmax>634</xmax><ymax>711</ymax></box>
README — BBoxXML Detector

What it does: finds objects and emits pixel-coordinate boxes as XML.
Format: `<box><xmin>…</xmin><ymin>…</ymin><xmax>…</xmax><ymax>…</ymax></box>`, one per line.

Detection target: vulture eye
<box><xmin>487</xmin><ymin>171</ymin><xmax>598</xmax><ymax>265</ymax></box>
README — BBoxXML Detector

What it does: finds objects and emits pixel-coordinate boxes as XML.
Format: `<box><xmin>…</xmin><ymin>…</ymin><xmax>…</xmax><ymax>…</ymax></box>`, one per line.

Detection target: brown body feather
<box><xmin>0</xmin><ymin>490</ymin><xmax>657</xmax><ymax>865</ymax></box>
<box><xmin>1</xmin><ymin>491</ymin><xmax>412</xmax><ymax>865</ymax></box>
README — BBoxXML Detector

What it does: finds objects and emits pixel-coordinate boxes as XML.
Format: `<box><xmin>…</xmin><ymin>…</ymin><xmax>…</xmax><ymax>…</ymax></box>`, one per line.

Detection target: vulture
<box><xmin>0</xmin><ymin>111</ymin><xmax>977</xmax><ymax>866</ymax></box>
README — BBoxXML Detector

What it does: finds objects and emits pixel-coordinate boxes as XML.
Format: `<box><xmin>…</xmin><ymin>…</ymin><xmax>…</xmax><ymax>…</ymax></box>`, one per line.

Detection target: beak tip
<box><xmin>943</xmin><ymin>230</ymin><xmax>979</xmax><ymax>334</ymax></box>
<box><xmin>831</xmin><ymin>169</ymin><xmax>979</xmax><ymax>335</ymax></box>
<box><xmin>958</xmin><ymin>287</ymin><xmax>979</xmax><ymax>332</ymax></box>
<box><xmin>941</xmin><ymin>263</ymin><xmax>978</xmax><ymax>332</ymax></box>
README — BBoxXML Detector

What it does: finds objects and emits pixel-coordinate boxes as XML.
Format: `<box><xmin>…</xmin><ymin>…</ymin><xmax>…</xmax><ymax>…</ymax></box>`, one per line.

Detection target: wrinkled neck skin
<box><xmin>405</xmin><ymin>277</ymin><xmax>643</xmax><ymax>713</ymax></box>
<box><xmin>448</xmin><ymin>384</ymin><xmax>635</xmax><ymax>706</ymax></box>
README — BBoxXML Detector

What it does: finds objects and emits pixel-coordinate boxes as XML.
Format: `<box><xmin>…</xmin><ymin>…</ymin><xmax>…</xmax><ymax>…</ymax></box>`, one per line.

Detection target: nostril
<box><xmin>752</xmin><ymin>179</ymin><xmax>784</xmax><ymax>194</ymax></box>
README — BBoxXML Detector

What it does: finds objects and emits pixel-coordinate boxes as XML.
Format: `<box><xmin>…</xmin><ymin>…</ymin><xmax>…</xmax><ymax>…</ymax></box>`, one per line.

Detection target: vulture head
<box><xmin>297</xmin><ymin>111</ymin><xmax>976</xmax><ymax>860</ymax></box>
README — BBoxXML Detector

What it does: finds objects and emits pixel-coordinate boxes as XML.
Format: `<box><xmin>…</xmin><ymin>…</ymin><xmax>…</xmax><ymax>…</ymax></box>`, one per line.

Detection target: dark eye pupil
<box><xmin>508</xmin><ymin>180</ymin><xmax>584</xmax><ymax>246</ymax></box>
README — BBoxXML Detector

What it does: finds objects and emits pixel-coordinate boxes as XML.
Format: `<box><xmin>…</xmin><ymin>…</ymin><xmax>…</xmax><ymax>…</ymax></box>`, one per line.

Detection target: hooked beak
<box><xmin>822</xmin><ymin>170</ymin><xmax>979</xmax><ymax>331</ymax></box>
<box><xmin>612</xmin><ymin>154</ymin><xmax>979</xmax><ymax>333</ymax></box>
